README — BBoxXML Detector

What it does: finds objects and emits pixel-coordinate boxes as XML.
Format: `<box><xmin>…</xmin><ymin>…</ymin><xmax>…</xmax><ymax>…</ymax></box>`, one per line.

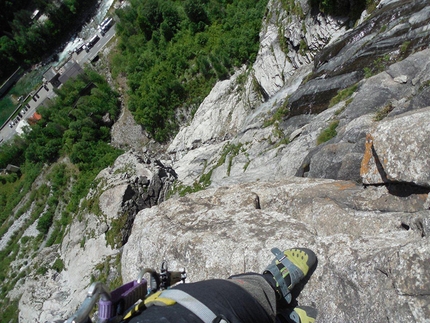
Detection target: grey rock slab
<box><xmin>361</xmin><ymin>107</ymin><xmax>430</xmax><ymax>187</ymax></box>
<box><xmin>122</xmin><ymin>178</ymin><xmax>429</xmax><ymax>323</ymax></box>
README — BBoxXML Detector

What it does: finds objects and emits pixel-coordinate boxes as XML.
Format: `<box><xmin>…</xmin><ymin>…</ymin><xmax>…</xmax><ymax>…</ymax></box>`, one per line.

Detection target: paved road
<box><xmin>74</xmin><ymin>23</ymin><xmax>116</xmax><ymax>64</ymax></box>
<box><xmin>0</xmin><ymin>23</ymin><xmax>116</xmax><ymax>144</ymax></box>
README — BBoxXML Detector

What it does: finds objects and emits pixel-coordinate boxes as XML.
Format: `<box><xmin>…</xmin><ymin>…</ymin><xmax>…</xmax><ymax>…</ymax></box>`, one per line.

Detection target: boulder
<box><xmin>122</xmin><ymin>178</ymin><xmax>430</xmax><ymax>323</ymax></box>
<box><xmin>16</xmin><ymin>1</ymin><xmax>430</xmax><ymax>322</ymax></box>
<box><xmin>361</xmin><ymin>107</ymin><xmax>430</xmax><ymax>188</ymax></box>
<box><xmin>18</xmin><ymin>151</ymin><xmax>177</xmax><ymax>322</ymax></box>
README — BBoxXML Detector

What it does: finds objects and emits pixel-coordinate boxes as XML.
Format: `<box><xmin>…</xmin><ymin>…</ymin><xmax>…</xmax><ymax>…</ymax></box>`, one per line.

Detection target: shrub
<box><xmin>363</xmin><ymin>55</ymin><xmax>391</xmax><ymax>78</ymax></box>
<box><xmin>317</xmin><ymin>120</ymin><xmax>339</xmax><ymax>145</ymax></box>
<box><xmin>52</xmin><ymin>258</ymin><xmax>65</xmax><ymax>273</ymax></box>
<box><xmin>329</xmin><ymin>84</ymin><xmax>358</xmax><ymax>108</ymax></box>
<box><xmin>399</xmin><ymin>41</ymin><xmax>411</xmax><ymax>57</ymax></box>
<box><xmin>374</xmin><ymin>103</ymin><xmax>394</xmax><ymax>121</ymax></box>
<box><xmin>37</xmin><ymin>210</ymin><xmax>55</xmax><ymax>235</ymax></box>
<box><xmin>113</xmin><ymin>0</ymin><xmax>269</xmax><ymax>142</ymax></box>
<box><xmin>264</xmin><ymin>100</ymin><xmax>290</xmax><ymax>127</ymax></box>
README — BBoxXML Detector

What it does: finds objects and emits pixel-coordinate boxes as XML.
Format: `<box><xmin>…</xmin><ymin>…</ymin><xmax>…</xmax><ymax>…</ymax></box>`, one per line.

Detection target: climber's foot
<box><xmin>264</xmin><ymin>247</ymin><xmax>317</xmax><ymax>303</ymax></box>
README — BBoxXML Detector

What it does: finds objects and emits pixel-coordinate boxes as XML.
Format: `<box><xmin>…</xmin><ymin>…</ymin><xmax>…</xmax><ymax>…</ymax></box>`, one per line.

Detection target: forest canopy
<box><xmin>112</xmin><ymin>0</ymin><xmax>269</xmax><ymax>142</ymax></box>
<box><xmin>0</xmin><ymin>69</ymin><xmax>122</xmax><ymax>171</ymax></box>
<box><xmin>0</xmin><ymin>0</ymin><xmax>97</xmax><ymax>81</ymax></box>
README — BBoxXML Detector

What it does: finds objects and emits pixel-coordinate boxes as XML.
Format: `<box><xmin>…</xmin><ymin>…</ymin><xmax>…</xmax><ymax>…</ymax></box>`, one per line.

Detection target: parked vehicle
<box><xmin>75</xmin><ymin>43</ymin><xmax>86</xmax><ymax>54</ymax></box>
<box><xmin>85</xmin><ymin>35</ymin><xmax>100</xmax><ymax>52</ymax></box>
<box><xmin>98</xmin><ymin>17</ymin><xmax>113</xmax><ymax>35</ymax></box>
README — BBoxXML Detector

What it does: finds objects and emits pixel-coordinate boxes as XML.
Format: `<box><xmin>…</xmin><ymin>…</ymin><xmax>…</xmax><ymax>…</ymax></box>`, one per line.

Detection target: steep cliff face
<box><xmin>18</xmin><ymin>152</ymin><xmax>177</xmax><ymax>322</ymax></box>
<box><xmin>125</xmin><ymin>0</ymin><xmax>430</xmax><ymax>322</ymax></box>
<box><xmin>17</xmin><ymin>0</ymin><xmax>430</xmax><ymax>322</ymax></box>
<box><xmin>168</xmin><ymin>0</ymin><xmax>430</xmax><ymax>190</ymax></box>
<box><xmin>167</xmin><ymin>0</ymin><xmax>348</xmax><ymax>185</ymax></box>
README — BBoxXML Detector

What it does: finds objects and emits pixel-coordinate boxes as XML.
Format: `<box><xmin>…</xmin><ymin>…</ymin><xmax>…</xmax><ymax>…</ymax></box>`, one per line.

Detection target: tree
<box><xmin>184</xmin><ymin>0</ymin><xmax>208</xmax><ymax>24</ymax></box>
<box><xmin>0</xmin><ymin>137</ymin><xmax>27</xmax><ymax>168</ymax></box>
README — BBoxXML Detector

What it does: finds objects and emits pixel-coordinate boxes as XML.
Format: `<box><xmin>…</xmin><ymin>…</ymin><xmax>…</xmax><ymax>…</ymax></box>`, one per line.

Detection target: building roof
<box><xmin>58</xmin><ymin>61</ymin><xmax>84</xmax><ymax>84</ymax></box>
<box><xmin>43</xmin><ymin>67</ymin><xmax>59</xmax><ymax>82</ymax></box>
<box><xmin>6</xmin><ymin>164</ymin><xmax>20</xmax><ymax>173</ymax></box>
<box><xmin>28</xmin><ymin>112</ymin><xmax>42</xmax><ymax>125</ymax></box>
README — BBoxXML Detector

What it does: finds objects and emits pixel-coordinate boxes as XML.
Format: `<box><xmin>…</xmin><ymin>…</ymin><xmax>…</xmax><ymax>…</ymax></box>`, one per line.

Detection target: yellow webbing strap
<box><xmin>145</xmin><ymin>291</ymin><xmax>177</xmax><ymax>307</ymax></box>
<box><xmin>122</xmin><ymin>291</ymin><xmax>177</xmax><ymax>320</ymax></box>
<box><xmin>122</xmin><ymin>290</ymin><xmax>229</xmax><ymax>322</ymax></box>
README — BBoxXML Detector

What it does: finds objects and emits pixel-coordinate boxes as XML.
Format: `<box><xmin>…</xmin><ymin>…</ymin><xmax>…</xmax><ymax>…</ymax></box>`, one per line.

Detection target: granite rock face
<box><xmin>122</xmin><ymin>178</ymin><xmax>429</xmax><ymax>323</ymax></box>
<box><xmin>168</xmin><ymin>0</ymin><xmax>346</xmax><ymax>162</ymax></box>
<box><xmin>360</xmin><ymin>107</ymin><xmax>430</xmax><ymax>187</ymax></box>
<box><xmin>16</xmin><ymin>0</ymin><xmax>430</xmax><ymax>322</ymax></box>
<box><xmin>18</xmin><ymin>151</ymin><xmax>177</xmax><ymax>323</ymax></box>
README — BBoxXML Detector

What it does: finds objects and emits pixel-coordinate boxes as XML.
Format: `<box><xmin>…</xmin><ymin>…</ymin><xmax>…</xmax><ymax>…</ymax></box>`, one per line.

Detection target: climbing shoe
<box><xmin>277</xmin><ymin>306</ymin><xmax>318</xmax><ymax>323</ymax></box>
<box><xmin>264</xmin><ymin>247</ymin><xmax>317</xmax><ymax>303</ymax></box>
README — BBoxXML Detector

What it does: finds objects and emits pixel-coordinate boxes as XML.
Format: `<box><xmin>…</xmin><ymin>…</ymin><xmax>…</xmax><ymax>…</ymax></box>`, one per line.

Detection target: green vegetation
<box><xmin>112</xmin><ymin>0</ymin><xmax>268</xmax><ymax>142</ymax></box>
<box><xmin>0</xmin><ymin>162</ymin><xmax>42</xmax><ymax>239</ymax></box>
<box><xmin>317</xmin><ymin>120</ymin><xmax>339</xmax><ymax>145</ymax></box>
<box><xmin>173</xmin><ymin>181</ymin><xmax>207</xmax><ymax>197</ymax></box>
<box><xmin>36</xmin><ymin>163</ymin><xmax>75</xmax><ymax>244</ymax></box>
<box><xmin>105</xmin><ymin>212</ymin><xmax>129</xmax><ymax>249</ymax></box>
<box><xmin>280</xmin><ymin>0</ymin><xmax>304</xmax><ymax>18</ymax></box>
<box><xmin>92</xmin><ymin>254</ymin><xmax>122</xmax><ymax>290</ymax></box>
<box><xmin>363</xmin><ymin>55</ymin><xmax>391</xmax><ymax>78</ymax></box>
<box><xmin>310</xmin><ymin>0</ymin><xmax>370</xmax><ymax>21</ymax></box>
<box><xmin>0</xmin><ymin>66</ymin><xmax>48</xmax><ymax>126</ymax></box>
<box><xmin>399</xmin><ymin>41</ymin><xmax>412</xmax><ymax>57</ymax></box>
<box><xmin>0</xmin><ymin>0</ymin><xmax>98</xmax><ymax>80</ymax></box>
<box><xmin>264</xmin><ymin>100</ymin><xmax>290</xmax><ymax>127</ymax></box>
<box><xmin>10</xmin><ymin>67</ymin><xmax>47</xmax><ymax>96</ymax></box>
<box><xmin>172</xmin><ymin>142</ymin><xmax>245</xmax><ymax>196</ymax></box>
<box><xmin>299</xmin><ymin>39</ymin><xmax>308</xmax><ymax>56</ymax></box>
<box><xmin>329</xmin><ymin>84</ymin><xmax>358</xmax><ymax>108</ymax></box>
<box><xmin>172</xmin><ymin>160</ymin><xmax>214</xmax><ymax>197</ymax></box>
<box><xmin>374</xmin><ymin>103</ymin><xmax>394</xmax><ymax>121</ymax></box>
<box><xmin>218</xmin><ymin>143</ymin><xmax>243</xmax><ymax>176</ymax></box>
<box><xmin>271</xmin><ymin>124</ymin><xmax>290</xmax><ymax>148</ymax></box>
<box><xmin>0</xmin><ymin>70</ymin><xmax>122</xmax><ymax>321</ymax></box>
<box><xmin>278</xmin><ymin>27</ymin><xmax>289</xmax><ymax>54</ymax></box>
<box><xmin>0</xmin><ymin>97</ymin><xmax>14</xmax><ymax>126</ymax></box>
<box><xmin>24</xmin><ymin>70</ymin><xmax>121</xmax><ymax>169</ymax></box>
<box><xmin>52</xmin><ymin>258</ymin><xmax>65</xmax><ymax>273</ymax></box>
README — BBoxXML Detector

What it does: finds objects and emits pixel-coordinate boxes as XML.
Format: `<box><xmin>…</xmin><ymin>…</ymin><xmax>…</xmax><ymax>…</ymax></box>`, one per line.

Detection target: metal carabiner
<box><xmin>65</xmin><ymin>282</ymin><xmax>111</xmax><ymax>323</ymax></box>
<box><xmin>138</xmin><ymin>268</ymin><xmax>160</xmax><ymax>293</ymax></box>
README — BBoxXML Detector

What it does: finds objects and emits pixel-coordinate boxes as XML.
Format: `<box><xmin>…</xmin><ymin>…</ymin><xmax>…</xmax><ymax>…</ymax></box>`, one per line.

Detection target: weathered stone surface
<box><xmin>314</xmin><ymin>0</ymin><xmax>430</xmax><ymax>79</ymax></box>
<box><xmin>168</xmin><ymin>70</ymin><xmax>247</xmax><ymax>153</ymax></box>
<box><xmin>303</xmin><ymin>142</ymin><xmax>364</xmax><ymax>181</ymax></box>
<box><xmin>288</xmin><ymin>72</ymin><xmax>361</xmax><ymax>116</ymax></box>
<box><xmin>18</xmin><ymin>151</ymin><xmax>178</xmax><ymax>323</ymax></box>
<box><xmin>168</xmin><ymin>0</ymin><xmax>345</xmax><ymax>162</ymax></box>
<box><xmin>111</xmin><ymin>105</ymin><xmax>149</xmax><ymax>150</ymax></box>
<box><xmin>361</xmin><ymin>107</ymin><xmax>430</xmax><ymax>187</ymax></box>
<box><xmin>122</xmin><ymin>178</ymin><xmax>429</xmax><ymax>323</ymax></box>
<box><xmin>16</xmin><ymin>1</ymin><xmax>430</xmax><ymax>322</ymax></box>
